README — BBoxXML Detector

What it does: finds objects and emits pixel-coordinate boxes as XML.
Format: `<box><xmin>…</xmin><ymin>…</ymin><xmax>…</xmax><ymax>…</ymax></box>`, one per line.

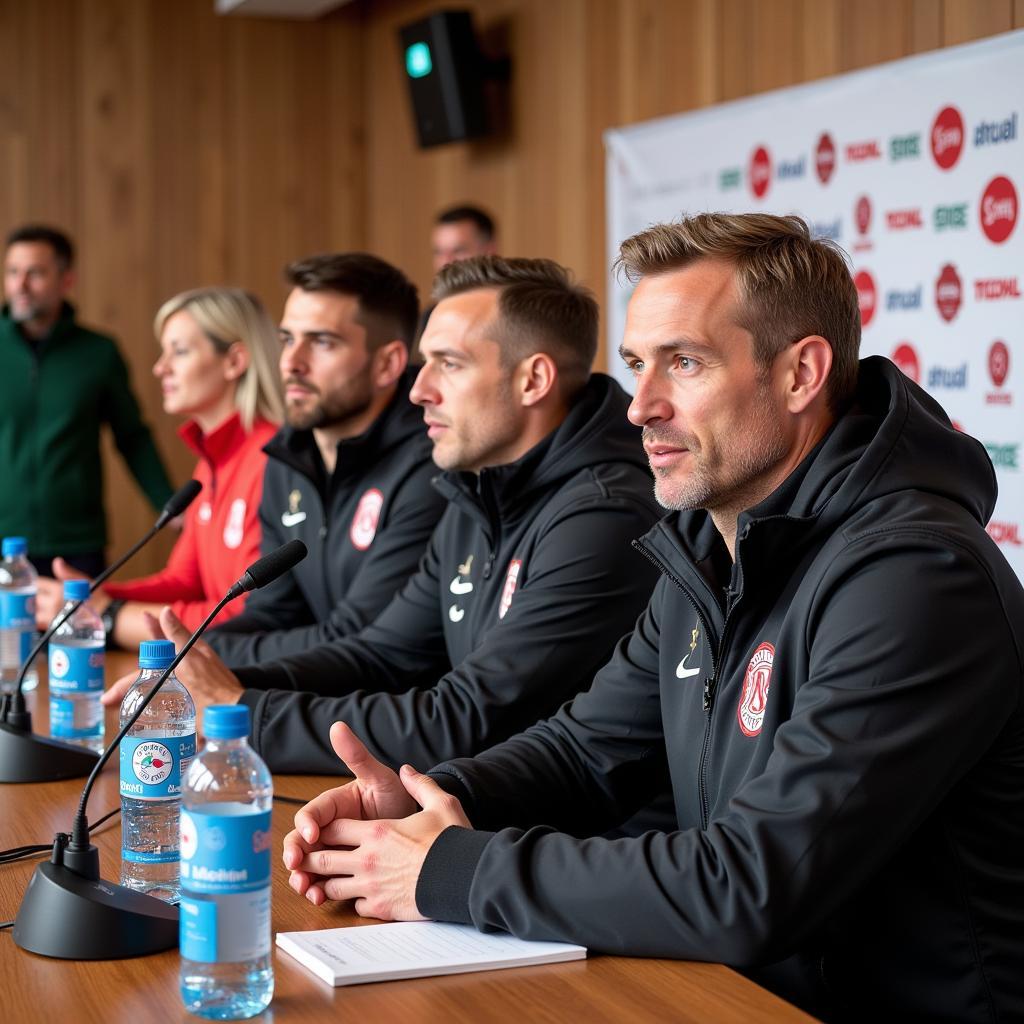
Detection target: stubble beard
<box><xmin>647</xmin><ymin>402</ymin><xmax>789</xmax><ymax>515</ymax></box>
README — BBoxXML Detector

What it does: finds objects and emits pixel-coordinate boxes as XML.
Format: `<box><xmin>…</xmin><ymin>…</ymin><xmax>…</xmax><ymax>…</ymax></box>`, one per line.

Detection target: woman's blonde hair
<box><xmin>154</xmin><ymin>287</ymin><xmax>284</xmax><ymax>431</ymax></box>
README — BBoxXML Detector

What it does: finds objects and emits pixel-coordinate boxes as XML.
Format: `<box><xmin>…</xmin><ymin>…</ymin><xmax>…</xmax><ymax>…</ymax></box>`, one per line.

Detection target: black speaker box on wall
<box><xmin>399</xmin><ymin>9</ymin><xmax>489</xmax><ymax>148</ymax></box>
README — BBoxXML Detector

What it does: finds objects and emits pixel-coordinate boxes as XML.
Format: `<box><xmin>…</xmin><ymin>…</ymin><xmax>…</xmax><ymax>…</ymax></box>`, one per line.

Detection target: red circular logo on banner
<box><xmin>979</xmin><ymin>176</ymin><xmax>1018</xmax><ymax>244</ymax></box>
<box><xmin>989</xmin><ymin>341</ymin><xmax>1010</xmax><ymax>387</ymax></box>
<box><xmin>935</xmin><ymin>264</ymin><xmax>962</xmax><ymax>323</ymax></box>
<box><xmin>854</xmin><ymin>270</ymin><xmax>876</xmax><ymax>328</ymax></box>
<box><xmin>854</xmin><ymin>195</ymin><xmax>872</xmax><ymax>236</ymax></box>
<box><xmin>815</xmin><ymin>132</ymin><xmax>836</xmax><ymax>184</ymax></box>
<box><xmin>931</xmin><ymin>106</ymin><xmax>964</xmax><ymax>170</ymax></box>
<box><xmin>891</xmin><ymin>343</ymin><xmax>921</xmax><ymax>383</ymax></box>
<box><xmin>749</xmin><ymin>146</ymin><xmax>772</xmax><ymax>198</ymax></box>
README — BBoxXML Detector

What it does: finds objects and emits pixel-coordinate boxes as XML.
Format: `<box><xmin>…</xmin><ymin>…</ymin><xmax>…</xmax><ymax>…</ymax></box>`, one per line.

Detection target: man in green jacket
<box><xmin>1</xmin><ymin>225</ymin><xmax>174</xmax><ymax>575</ymax></box>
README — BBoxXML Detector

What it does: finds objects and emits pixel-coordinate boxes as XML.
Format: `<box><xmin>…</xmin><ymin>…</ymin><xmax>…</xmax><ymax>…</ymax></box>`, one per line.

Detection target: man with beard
<box><xmin>280</xmin><ymin>214</ymin><xmax>1024</xmax><ymax>1023</ymax></box>
<box><xmin>203</xmin><ymin>253</ymin><xmax>446</xmax><ymax>665</ymax></box>
<box><xmin>0</xmin><ymin>224</ymin><xmax>173</xmax><ymax>576</ymax></box>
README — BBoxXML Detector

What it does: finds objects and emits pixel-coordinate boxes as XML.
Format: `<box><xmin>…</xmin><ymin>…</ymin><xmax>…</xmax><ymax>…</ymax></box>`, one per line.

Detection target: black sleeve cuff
<box><xmin>238</xmin><ymin>688</ymin><xmax>265</xmax><ymax>754</ymax></box>
<box><xmin>415</xmin><ymin>825</ymin><xmax>496</xmax><ymax>924</ymax></box>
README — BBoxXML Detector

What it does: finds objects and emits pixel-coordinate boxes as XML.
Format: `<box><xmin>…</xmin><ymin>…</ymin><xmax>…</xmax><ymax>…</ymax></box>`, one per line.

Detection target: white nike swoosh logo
<box><xmin>449</xmin><ymin>577</ymin><xmax>474</xmax><ymax>595</ymax></box>
<box><xmin>448</xmin><ymin>605</ymin><xmax>465</xmax><ymax>623</ymax></box>
<box><xmin>281</xmin><ymin>511</ymin><xmax>307</xmax><ymax>527</ymax></box>
<box><xmin>676</xmin><ymin>662</ymin><xmax>701</xmax><ymax>679</ymax></box>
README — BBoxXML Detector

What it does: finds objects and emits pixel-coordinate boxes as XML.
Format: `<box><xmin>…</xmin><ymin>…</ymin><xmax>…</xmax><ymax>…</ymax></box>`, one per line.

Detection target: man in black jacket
<box><xmin>282</xmin><ymin>215</ymin><xmax>1024</xmax><ymax>1023</ymax></box>
<box><xmin>108</xmin><ymin>256</ymin><xmax>662</xmax><ymax>783</ymax></box>
<box><xmin>203</xmin><ymin>253</ymin><xmax>446</xmax><ymax>665</ymax></box>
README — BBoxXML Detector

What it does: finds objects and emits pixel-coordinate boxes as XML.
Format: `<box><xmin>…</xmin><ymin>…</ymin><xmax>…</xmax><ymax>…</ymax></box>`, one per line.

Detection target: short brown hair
<box><xmin>432</xmin><ymin>255</ymin><xmax>598</xmax><ymax>399</ymax></box>
<box><xmin>285</xmin><ymin>252</ymin><xmax>419</xmax><ymax>350</ymax></box>
<box><xmin>615</xmin><ymin>213</ymin><xmax>860</xmax><ymax>412</ymax></box>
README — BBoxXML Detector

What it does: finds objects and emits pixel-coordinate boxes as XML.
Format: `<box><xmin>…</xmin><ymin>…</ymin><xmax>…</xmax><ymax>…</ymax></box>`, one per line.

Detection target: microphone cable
<box><xmin>0</xmin><ymin>794</ymin><xmax>313</xmax><ymax>865</ymax></box>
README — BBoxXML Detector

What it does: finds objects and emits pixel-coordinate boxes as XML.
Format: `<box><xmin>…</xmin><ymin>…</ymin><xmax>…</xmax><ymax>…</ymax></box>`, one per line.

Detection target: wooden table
<box><xmin>0</xmin><ymin>655</ymin><xmax>817</xmax><ymax>1023</ymax></box>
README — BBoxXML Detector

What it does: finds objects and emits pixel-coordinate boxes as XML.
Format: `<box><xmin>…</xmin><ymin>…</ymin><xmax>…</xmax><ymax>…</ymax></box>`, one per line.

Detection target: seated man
<box><xmin>205</xmin><ymin>252</ymin><xmax>446</xmax><ymax>665</ymax></box>
<box><xmin>281</xmin><ymin>214</ymin><xmax>1024</xmax><ymax>1022</ymax></box>
<box><xmin>105</xmin><ymin>256</ymin><xmax>662</xmax><ymax>784</ymax></box>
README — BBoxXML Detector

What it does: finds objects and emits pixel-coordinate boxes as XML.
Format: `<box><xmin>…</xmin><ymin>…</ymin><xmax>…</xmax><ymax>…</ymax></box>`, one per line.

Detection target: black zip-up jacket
<box><xmin>417</xmin><ymin>358</ymin><xmax>1024</xmax><ymax>1023</ymax></box>
<box><xmin>206</xmin><ymin>368</ymin><xmax>445</xmax><ymax>666</ymax></box>
<box><xmin>234</xmin><ymin>374</ymin><xmax>662</xmax><ymax>776</ymax></box>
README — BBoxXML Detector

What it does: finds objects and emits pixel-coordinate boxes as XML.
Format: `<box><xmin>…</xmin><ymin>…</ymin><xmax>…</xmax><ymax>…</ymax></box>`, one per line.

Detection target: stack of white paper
<box><xmin>276</xmin><ymin>920</ymin><xmax>587</xmax><ymax>987</ymax></box>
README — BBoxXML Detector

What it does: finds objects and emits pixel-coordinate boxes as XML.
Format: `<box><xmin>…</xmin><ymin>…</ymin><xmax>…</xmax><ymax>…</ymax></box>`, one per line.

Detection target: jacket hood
<box><xmin>437</xmin><ymin>373</ymin><xmax>649</xmax><ymax>520</ymax></box>
<box><xmin>651</xmin><ymin>356</ymin><xmax>997</xmax><ymax>570</ymax></box>
<box><xmin>264</xmin><ymin>364</ymin><xmax>426</xmax><ymax>484</ymax></box>
<box><xmin>757</xmin><ymin>355</ymin><xmax>996</xmax><ymax>529</ymax></box>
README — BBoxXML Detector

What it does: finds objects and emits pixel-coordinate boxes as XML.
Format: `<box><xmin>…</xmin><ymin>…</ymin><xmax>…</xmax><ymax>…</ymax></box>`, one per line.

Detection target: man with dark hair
<box><xmin>281</xmin><ymin>214</ymin><xmax>1024</xmax><ymax>1023</ymax></box>
<box><xmin>431</xmin><ymin>205</ymin><xmax>497</xmax><ymax>272</ymax></box>
<box><xmin>0</xmin><ymin>224</ymin><xmax>173</xmax><ymax>576</ymax></box>
<box><xmin>200</xmin><ymin>252</ymin><xmax>446</xmax><ymax>665</ymax></box>
<box><xmin>105</xmin><ymin>255</ymin><xmax>662</xmax><ymax>786</ymax></box>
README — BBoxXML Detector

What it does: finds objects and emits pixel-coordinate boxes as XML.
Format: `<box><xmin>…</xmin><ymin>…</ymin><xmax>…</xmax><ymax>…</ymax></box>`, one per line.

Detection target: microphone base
<box><xmin>13</xmin><ymin>860</ymin><xmax>179</xmax><ymax>959</ymax></box>
<box><xmin>0</xmin><ymin>720</ymin><xmax>101</xmax><ymax>783</ymax></box>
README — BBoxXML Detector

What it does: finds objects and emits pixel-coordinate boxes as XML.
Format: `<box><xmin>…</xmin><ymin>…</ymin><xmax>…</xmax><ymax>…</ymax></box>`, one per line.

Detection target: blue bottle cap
<box><xmin>2</xmin><ymin>537</ymin><xmax>27</xmax><ymax>557</ymax></box>
<box><xmin>203</xmin><ymin>704</ymin><xmax>250</xmax><ymax>740</ymax></box>
<box><xmin>138</xmin><ymin>639</ymin><xmax>175</xmax><ymax>670</ymax></box>
<box><xmin>63</xmin><ymin>579</ymin><xmax>91</xmax><ymax>600</ymax></box>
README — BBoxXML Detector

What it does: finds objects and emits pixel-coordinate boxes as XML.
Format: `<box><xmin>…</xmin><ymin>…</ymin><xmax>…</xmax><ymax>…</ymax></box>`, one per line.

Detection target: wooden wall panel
<box><xmin>0</xmin><ymin>0</ymin><xmax>1016</xmax><ymax>572</ymax></box>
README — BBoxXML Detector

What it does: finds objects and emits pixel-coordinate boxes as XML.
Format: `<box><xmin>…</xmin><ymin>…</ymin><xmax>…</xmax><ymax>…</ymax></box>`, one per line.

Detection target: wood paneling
<box><xmin>0</xmin><ymin>0</ymin><xmax>1019</xmax><ymax>571</ymax></box>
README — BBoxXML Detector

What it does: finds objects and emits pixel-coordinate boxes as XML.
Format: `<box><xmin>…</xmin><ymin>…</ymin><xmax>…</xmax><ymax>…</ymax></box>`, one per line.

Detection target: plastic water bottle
<box><xmin>180</xmin><ymin>704</ymin><xmax>274</xmax><ymax>1020</ymax></box>
<box><xmin>120</xmin><ymin>639</ymin><xmax>196</xmax><ymax>903</ymax></box>
<box><xmin>0</xmin><ymin>537</ymin><xmax>38</xmax><ymax>692</ymax></box>
<box><xmin>48</xmin><ymin>579</ymin><xmax>104</xmax><ymax>752</ymax></box>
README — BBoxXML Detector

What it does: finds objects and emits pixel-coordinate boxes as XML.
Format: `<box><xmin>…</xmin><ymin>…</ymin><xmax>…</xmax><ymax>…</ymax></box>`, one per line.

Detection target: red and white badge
<box><xmin>349</xmin><ymin>489</ymin><xmax>384</xmax><ymax>551</ymax></box>
<box><xmin>737</xmin><ymin>642</ymin><xmax>775</xmax><ymax>737</ymax></box>
<box><xmin>498</xmin><ymin>559</ymin><xmax>522</xmax><ymax>620</ymax></box>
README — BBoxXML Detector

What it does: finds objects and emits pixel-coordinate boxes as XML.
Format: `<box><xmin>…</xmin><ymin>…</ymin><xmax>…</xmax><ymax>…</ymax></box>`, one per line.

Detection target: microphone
<box><xmin>0</xmin><ymin>479</ymin><xmax>203</xmax><ymax>783</ymax></box>
<box><xmin>11</xmin><ymin>541</ymin><xmax>307</xmax><ymax>961</ymax></box>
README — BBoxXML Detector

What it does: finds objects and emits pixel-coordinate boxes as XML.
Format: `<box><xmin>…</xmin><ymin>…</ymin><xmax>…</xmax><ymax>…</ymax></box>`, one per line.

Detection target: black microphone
<box><xmin>0</xmin><ymin>479</ymin><xmax>203</xmax><ymax>783</ymax></box>
<box><xmin>11</xmin><ymin>541</ymin><xmax>307</xmax><ymax>961</ymax></box>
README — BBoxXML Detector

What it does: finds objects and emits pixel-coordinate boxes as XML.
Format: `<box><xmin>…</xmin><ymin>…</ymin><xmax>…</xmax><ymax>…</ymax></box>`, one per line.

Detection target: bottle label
<box><xmin>1</xmin><ymin>592</ymin><xmax>35</xmax><ymax>661</ymax></box>
<box><xmin>120</xmin><ymin>733</ymin><xmax>196</xmax><ymax>801</ymax></box>
<box><xmin>0</xmin><ymin>590</ymin><xmax>34</xmax><ymax>628</ymax></box>
<box><xmin>180</xmin><ymin>807</ymin><xmax>272</xmax><ymax>963</ymax></box>
<box><xmin>50</xmin><ymin>696</ymin><xmax>101</xmax><ymax>739</ymax></box>
<box><xmin>48</xmin><ymin>643</ymin><xmax>104</xmax><ymax>693</ymax></box>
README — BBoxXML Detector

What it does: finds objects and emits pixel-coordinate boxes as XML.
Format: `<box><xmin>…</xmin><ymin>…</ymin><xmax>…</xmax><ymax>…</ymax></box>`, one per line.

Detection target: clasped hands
<box><xmin>282</xmin><ymin>722</ymin><xmax>471</xmax><ymax>922</ymax></box>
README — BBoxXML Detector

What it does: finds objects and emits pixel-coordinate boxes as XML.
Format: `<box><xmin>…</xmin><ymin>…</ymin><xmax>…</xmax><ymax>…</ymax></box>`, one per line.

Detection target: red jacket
<box><xmin>105</xmin><ymin>412</ymin><xmax>277</xmax><ymax>630</ymax></box>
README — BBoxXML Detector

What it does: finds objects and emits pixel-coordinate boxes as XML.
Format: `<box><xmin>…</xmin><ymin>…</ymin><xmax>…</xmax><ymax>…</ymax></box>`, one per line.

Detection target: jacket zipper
<box><xmin>634</xmin><ymin>537</ymin><xmax>745</xmax><ymax>830</ymax></box>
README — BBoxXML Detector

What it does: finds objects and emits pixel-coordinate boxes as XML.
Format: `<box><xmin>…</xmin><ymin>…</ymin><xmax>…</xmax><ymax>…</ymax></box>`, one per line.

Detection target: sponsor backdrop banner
<box><xmin>605</xmin><ymin>30</ymin><xmax>1023</xmax><ymax>579</ymax></box>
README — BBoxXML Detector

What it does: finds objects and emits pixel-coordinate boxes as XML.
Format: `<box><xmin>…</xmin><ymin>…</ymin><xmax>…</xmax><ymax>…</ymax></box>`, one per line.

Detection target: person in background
<box><xmin>430</xmin><ymin>205</ymin><xmax>497</xmax><ymax>273</ymax></box>
<box><xmin>0</xmin><ymin>224</ymin><xmax>174</xmax><ymax>577</ymax></box>
<box><xmin>418</xmin><ymin>205</ymin><xmax>498</xmax><ymax>343</ymax></box>
<box><xmin>204</xmin><ymin>253</ymin><xmax>446</xmax><ymax>667</ymax></box>
<box><xmin>36</xmin><ymin>287</ymin><xmax>284</xmax><ymax>647</ymax></box>
<box><xmin>281</xmin><ymin>214</ymin><xmax>1024</xmax><ymax>1023</ymax></box>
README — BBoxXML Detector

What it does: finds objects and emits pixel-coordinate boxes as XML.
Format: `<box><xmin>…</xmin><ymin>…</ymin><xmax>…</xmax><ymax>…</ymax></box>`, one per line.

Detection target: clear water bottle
<box><xmin>48</xmin><ymin>579</ymin><xmax>104</xmax><ymax>752</ymax></box>
<box><xmin>0</xmin><ymin>537</ymin><xmax>38</xmax><ymax>692</ymax></box>
<box><xmin>180</xmin><ymin>704</ymin><xmax>274</xmax><ymax>1020</ymax></box>
<box><xmin>120</xmin><ymin>639</ymin><xmax>196</xmax><ymax>903</ymax></box>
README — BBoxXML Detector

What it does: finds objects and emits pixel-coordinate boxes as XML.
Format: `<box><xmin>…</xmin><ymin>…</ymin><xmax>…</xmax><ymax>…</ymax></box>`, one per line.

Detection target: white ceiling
<box><xmin>215</xmin><ymin>0</ymin><xmax>353</xmax><ymax>19</ymax></box>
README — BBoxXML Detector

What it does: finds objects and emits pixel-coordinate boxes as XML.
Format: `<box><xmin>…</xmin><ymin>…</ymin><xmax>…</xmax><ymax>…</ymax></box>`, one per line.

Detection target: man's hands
<box><xmin>101</xmin><ymin>606</ymin><xmax>243</xmax><ymax>717</ymax></box>
<box><xmin>283</xmin><ymin>722</ymin><xmax>471</xmax><ymax>921</ymax></box>
<box><xmin>35</xmin><ymin>557</ymin><xmax>108</xmax><ymax>630</ymax></box>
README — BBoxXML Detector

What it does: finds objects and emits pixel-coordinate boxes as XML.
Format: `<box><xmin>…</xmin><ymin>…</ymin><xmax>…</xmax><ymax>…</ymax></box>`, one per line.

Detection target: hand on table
<box><xmin>283</xmin><ymin>721</ymin><xmax>471</xmax><ymax>921</ymax></box>
<box><xmin>101</xmin><ymin>606</ymin><xmax>243</xmax><ymax>717</ymax></box>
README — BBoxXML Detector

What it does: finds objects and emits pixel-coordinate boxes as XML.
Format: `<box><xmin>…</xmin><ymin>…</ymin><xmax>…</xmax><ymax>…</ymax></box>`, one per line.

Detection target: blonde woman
<box><xmin>36</xmin><ymin>287</ymin><xmax>284</xmax><ymax>646</ymax></box>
